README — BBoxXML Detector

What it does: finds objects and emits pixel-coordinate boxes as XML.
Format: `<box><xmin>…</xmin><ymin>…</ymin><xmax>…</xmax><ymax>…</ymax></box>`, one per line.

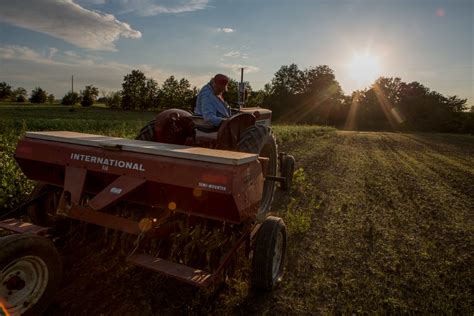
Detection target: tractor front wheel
<box><xmin>251</xmin><ymin>216</ymin><xmax>287</xmax><ymax>290</ymax></box>
<box><xmin>0</xmin><ymin>234</ymin><xmax>62</xmax><ymax>316</ymax></box>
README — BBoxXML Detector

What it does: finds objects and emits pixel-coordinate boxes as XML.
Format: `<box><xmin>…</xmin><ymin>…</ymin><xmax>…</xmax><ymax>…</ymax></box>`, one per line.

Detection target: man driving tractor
<box><xmin>194</xmin><ymin>74</ymin><xmax>232</xmax><ymax>127</ymax></box>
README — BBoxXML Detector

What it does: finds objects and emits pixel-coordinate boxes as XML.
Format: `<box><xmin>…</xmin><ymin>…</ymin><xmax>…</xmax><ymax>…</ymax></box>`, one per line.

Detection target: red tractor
<box><xmin>0</xmin><ymin>105</ymin><xmax>294</xmax><ymax>315</ymax></box>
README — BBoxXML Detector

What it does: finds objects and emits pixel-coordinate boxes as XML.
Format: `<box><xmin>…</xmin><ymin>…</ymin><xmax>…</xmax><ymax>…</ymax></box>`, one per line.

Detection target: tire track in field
<box><xmin>367</xmin><ymin>133</ymin><xmax>473</xmax><ymax>311</ymax></box>
<box><xmin>382</xmin><ymin>133</ymin><xmax>473</xmax><ymax>216</ymax></box>
<box><xmin>399</xmin><ymin>133</ymin><xmax>474</xmax><ymax>166</ymax></box>
<box><xmin>390</xmin><ymin>133</ymin><xmax>474</xmax><ymax>180</ymax></box>
<box><xmin>274</xmin><ymin>131</ymin><xmax>473</xmax><ymax>314</ymax></box>
<box><xmin>394</xmin><ymin>134</ymin><xmax>474</xmax><ymax>204</ymax></box>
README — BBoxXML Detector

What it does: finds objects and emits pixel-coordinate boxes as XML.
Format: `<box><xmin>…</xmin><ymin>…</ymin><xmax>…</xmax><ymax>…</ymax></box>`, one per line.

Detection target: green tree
<box><xmin>271</xmin><ymin>63</ymin><xmax>305</xmax><ymax>95</ymax></box>
<box><xmin>80</xmin><ymin>85</ymin><xmax>99</xmax><ymax>107</ymax></box>
<box><xmin>264</xmin><ymin>64</ymin><xmax>304</xmax><ymax>121</ymax></box>
<box><xmin>247</xmin><ymin>89</ymin><xmax>266</xmax><ymax>107</ymax></box>
<box><xmin>354</xmin><ymin>77</ymin><xmax>404</xmax><ymax>130</ymax></box>
<box><xmin>299</xmin><ymin>65</ymin><xmax>345</xmax><ymax>125</ymax></box>
<box><xmin>47</xmin><ymin>94</ymin><xmax>55</xmax><ymax>104</ymax></box>
<box><xmin>142</xmin><ymin>78</ymin><xmax>159</xmax><ymax>109</ymax></box>
<box><xmin>121</xmin><ymin>69</ymin><xmax>147</xmax><ymax>110</ymax></box>
<box><xmin>61</xmin><ymin>92</ymin><xmax>80</xmax><ymax>105</ymax></box>
<box><xmin>352</xmin><ymin>78</ymin><xmax>469</xmax><ymax>132</ymax></box>
<box><xmin>0</xmin><ymin>82</ymin><xmax>13</xmax><ymax>100</ymax></box>
<box><xmin>160</xmin><ymin>75</ymin><xmax>179</xmax><ymax>108</ymax></box>
<box><xmin>30</xmin><ymin>87</ymin><xmax>47</xmax><ymax>103</ymax></box>
<box><xmin>175</xmin><ymin>78</ymin><xmax>196</xmax><ymax>110</ymax></box>
<box><xmin>355</xmin><ymin>87</ymin><xmax>389</xmax><ymax>130</ymax></box>
<box><xmin>159</xmin><ymin>76</ymin><xmax>197</xmax><ymax>110</ymax></box>
<box><xmin>106</xmin><ymin>91</ymin><xmax>122</xmax><ymax>109</ymax></box>
<box><xmin>225</xmin><ymin>79</ymin><xmax>253</xmax><ymax>107</ymax></box>
<box><xmin>445</xmin><ymin>95</ymin><xmax>467</xmax><ymax>113</ymax></box>
<box><xmin>265</xmin><ymin>64</ymin><xmax>345</xmax><ymax>124</ymax></box>
<box><xmin>11</xmin><ymin>87</ymin><xmax>27</xmax><ymax>102</ymax></box>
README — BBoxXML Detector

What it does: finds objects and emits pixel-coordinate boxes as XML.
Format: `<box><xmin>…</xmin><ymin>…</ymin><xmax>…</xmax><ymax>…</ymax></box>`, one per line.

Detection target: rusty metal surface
<box><xmin>127</xmin><ymin>254</ymin><xmax>213</xmax><ymax>287</ymax></box>
<box><xmin>88</xmin><ymin>176</ymin><xmax>146</xmax><ymax>211</ymax></box>
<box><xmin>66</xmin><ymin>205</ymin><xmax>142</xmax><ymax>235</ymax></box>
<box><xmin>64</xmin><ymin>166</ymin><xmax>87</xmax><ymax>206</ymax></box>
<box><xmin>0</xmin><ymin>218</ymin><xmax>49</xmax><ymax>235</ymax></box>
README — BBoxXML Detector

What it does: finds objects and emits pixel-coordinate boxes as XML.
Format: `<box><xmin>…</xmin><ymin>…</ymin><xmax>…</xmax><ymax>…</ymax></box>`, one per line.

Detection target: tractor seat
<box><xmin>192</xmin><ymin>116</ymin><xmax>218</xmax><ymax>142</ymax></box>
<box><xmin>192</xmin><ymin>116</ymin><xmax>219</xmax><ymax>133</ymax></box>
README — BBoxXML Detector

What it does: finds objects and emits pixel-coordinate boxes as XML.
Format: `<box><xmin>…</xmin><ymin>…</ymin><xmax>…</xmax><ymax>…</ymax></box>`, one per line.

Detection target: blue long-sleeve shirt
<box><xmin>194</xmin><ymin>83</ymin><xmax>231</xmax><ymax>127</ymax></box>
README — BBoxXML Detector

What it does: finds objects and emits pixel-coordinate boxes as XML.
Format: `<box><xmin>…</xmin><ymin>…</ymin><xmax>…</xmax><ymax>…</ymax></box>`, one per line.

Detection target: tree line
<box><xmin>0</xmin><ymin>82</ymin><xmax>96</xmax><ymax>107</ymax></box>
<box><xmin>262</xmin><ymin>64</ymin><xmax>473</xmax><ymax>133</ymax></box>
<box><xmin>0</xmin><ymin>83</ymin><xmax>55</xmax><ymax>104</ymax></box>
<box><xmin>1</xmin><ymin>64</ymin><xmax>472</xmax><ymax>133</ymax></box>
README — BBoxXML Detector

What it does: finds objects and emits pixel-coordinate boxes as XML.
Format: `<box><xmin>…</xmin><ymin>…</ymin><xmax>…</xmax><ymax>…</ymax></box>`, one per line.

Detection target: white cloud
<box><xmin>48</xmin><ymin>47</ymin><xmax>59</xmax><ymax>59</ymax></box>
<box><xmin>114</xmin><ymin>0</ymin><xmax>208</xmax><ymax>16</ymax></box>
<box><xmin>219</xmin><ymin>63</ymin><xmax>259</xmax><ymax>74</ymax></box>
<box><xmin>0</xmin><ymin>46</ymin><xmax>43</xmax><ymax>62</ymax></box>
<box><xmin>0</xmin><ymin>45</ymin><xmax>210</xmax><ymax>97</ymax></box>
<box><xmin>1</xmin><ymin>45</ymin><xmax>141</xmax><ymax>95</ymax></box>
<box><xmin>78</xmin><ymin>0</ymin><xmax>106</xmax><ymax>4</ymax></box>
<box><xmin>223</xmin><ymin>51</ymin><xmax>241</xmax><ymax>58</ymax></box>
<box><xmin>64</xmin><ymin>50</ymin><xmax>81</xmax><ymax>58</ymax></box>
<box><xmin>217</xmin><ymin>27</ymin><xmax>234</xmax><ymax>33</ymax></box>
<box><xmin>223</xmin><ymin>51</ymin><xmax>249</xmax><ymax>59</ymax></box>
<box><xmin>0</xmin><ymin>0</ymin><xmax>142</xmax><ymax>51</ymax></box>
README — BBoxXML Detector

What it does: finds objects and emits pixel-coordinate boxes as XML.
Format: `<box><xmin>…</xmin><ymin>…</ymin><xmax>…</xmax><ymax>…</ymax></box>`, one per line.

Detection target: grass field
<box><xmin>1</xmin><ymin>104</ymin><xmax>473</xmax><ymax>314</ymax></box>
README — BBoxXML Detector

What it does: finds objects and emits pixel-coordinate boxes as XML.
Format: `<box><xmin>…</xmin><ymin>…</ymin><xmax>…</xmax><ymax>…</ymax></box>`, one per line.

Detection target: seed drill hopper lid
<box><xmin>24</xmin><ymin>131</ymin><xmax>257</xmax><ymax>165</ymax></box>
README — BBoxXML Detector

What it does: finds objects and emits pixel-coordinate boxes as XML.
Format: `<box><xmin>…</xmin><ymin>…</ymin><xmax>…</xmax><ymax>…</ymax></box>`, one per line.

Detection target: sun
<box><xmin>346</xmin><ymin>53</ymin><xmax>382</xmax><ymax>88</ymax></box>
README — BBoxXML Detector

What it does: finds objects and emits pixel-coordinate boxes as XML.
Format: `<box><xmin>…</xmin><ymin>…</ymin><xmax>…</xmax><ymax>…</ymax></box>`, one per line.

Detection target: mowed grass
<box><xmin>1</xmin><ymin>104</ymin><xmax>473</xmax><ymax>314</ymax></box>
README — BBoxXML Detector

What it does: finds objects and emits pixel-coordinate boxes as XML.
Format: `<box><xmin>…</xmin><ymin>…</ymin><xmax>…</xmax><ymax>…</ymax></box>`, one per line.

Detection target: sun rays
<box><xmin>346</xmin><ymin>52</ymin><xmax>382</xmax><ymax>89</ymax></box>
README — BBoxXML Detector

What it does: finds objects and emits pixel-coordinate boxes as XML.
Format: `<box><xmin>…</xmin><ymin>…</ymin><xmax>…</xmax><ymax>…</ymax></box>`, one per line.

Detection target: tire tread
<box><xmin>252</xmin><ymin>216</ymin><xmax>287</xmax><ymax>290</ymax></box>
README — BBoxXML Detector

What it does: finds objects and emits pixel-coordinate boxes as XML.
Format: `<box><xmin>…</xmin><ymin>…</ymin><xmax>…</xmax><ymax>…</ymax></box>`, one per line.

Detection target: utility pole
<box><xmin>238</xmin><ymin>68</ymin><xmax>245</xmax><ymax>109</ymax></box>
<box><xmin>70</xmin><ymin>75</ymin><xmax>75</xmax><ymax>109</ymax></box>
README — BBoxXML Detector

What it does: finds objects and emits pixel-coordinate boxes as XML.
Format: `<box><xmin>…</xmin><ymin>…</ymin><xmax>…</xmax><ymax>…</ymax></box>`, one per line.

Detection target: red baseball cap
<box><xmin>213</xmin><ymin>74</ymin><xmax>229</xmax><ymax>86</ymax></box>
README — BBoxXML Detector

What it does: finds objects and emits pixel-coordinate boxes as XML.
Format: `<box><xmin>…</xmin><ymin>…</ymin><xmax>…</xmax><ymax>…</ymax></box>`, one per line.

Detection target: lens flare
<box><xmin>168</xmin><ymin>201</ymin><xmax>177</xmax><ymax>211</ymax></box>
<box><xmin>0</xmin><ymin>302</ymin><xmax>11</xmax><ymax>316</ymax></box>
<box><xmin>193</xmin><ymin>188</ymin><xmax>203</xmax><ymax>197</ymax></box>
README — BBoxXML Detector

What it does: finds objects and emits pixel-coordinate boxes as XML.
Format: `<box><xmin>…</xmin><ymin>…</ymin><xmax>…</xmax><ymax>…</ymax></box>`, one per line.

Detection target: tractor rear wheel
<box><xmin>135</xmin><ymin>119</ymin><xmax>155</xmax><ymax>141</ymax></box>
<box><xmin>237</xmin><ymin>125</ymin><xmax>277</xmax><ymax>216</ymax></box>
<box><xmin>27</xmin><ymin>184</ymin><xmax>62</xmax><ymax>227</ymax></box>
<box><xmin>251</xmin><ymin>216</ymin><xmax>287</xmax><ymax>290</ymax></box>
<box><xmin>0</xmin><ymin>234</ymin><xmax>62</xmax><ymax>316</ymax></box>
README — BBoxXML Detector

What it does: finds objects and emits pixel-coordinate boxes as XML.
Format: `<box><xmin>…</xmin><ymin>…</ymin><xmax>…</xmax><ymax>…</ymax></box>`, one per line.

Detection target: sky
<box><xmin>0</xmin><ymin>0</ymin><xmax>472</xmax><ymax>105</ymax></box>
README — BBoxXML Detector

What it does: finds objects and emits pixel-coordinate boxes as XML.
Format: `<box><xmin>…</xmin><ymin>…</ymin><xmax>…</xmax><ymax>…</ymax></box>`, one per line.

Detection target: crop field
<box><xmin>1</xmin><ymin>104</ymin><xmax>473</xmax><ymax>314</ymax></box>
